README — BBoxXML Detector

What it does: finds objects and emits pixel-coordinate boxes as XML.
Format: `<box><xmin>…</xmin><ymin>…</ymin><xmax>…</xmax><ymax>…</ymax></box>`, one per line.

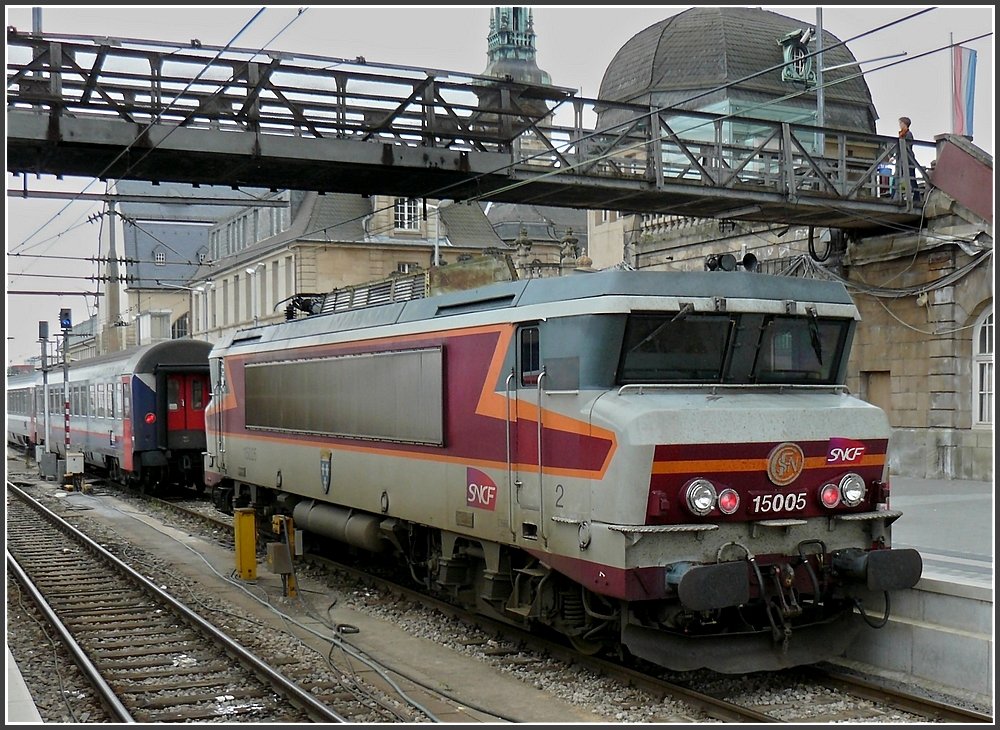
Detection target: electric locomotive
<box><xmin>204</xmin><ymin>269</ymin><xmax>922</xmax><ymax>672</ymax></box>
<box><xmin>6</xmin><ymin>339</ymin><xmax>212</xmax><ymax>490</ymax></box>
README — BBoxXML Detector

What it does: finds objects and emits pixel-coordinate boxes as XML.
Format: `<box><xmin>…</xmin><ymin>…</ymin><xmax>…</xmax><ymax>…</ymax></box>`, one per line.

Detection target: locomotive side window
<box><xmin>618</xmin><ymin>312</ymin><xmax>733</xmax><ymax>383</ymax></box>
<box><xmin>520</xmin><ymin>326</ymin><xmax>541</xmax><ymax>385</ymax></box>
<box><xmin>752</xmin><ymin>315</ymin><xmax>848</xmax><ymax>384</ymax></box>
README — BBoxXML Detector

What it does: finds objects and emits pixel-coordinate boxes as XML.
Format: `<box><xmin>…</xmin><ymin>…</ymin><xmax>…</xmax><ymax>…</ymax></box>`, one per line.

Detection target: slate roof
<box><xmin>297</xmin><ymin>193</ymin><xmax>371</xmax><ymax>243</ymax></box>
<box><xmin>483</xmin><ymin>202</ymin><xmax>589</xmax><ymax>250</ymax></box>
<box><xmin>598</xmin><ymin>7</ymin><xmax>877</xmax><ymax>131</ymax></box>
<box><xmin>439</xmin><ymin>202</ymin><xmax>506</xmax><ymax>248</ymax></box>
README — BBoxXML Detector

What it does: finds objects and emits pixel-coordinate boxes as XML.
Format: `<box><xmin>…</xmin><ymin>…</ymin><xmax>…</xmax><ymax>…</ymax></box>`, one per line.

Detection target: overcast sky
<box><xmin>4</xmin><ymin>5</ymin><xmax>995</xmax><ymax>365</ymax></box>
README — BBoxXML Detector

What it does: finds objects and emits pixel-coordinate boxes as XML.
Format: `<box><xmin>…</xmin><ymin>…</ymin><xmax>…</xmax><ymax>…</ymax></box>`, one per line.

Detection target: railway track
<box><xmin>803</xmin><ymin>665</ymin><xmax>994</xmax><ymax>724</ymax></box>
<box><xmin>6</xmin><ymin>481</ymin><xmax>376</xmax><ymax>723</ymax></box>
<box><xmin>16</xmin><ymin>467</ymin><xmax>991</xmax><ymax>724</ymax></box>
<box><xmin>305</xmin><ymin>550</ymin><xmax>994</xmax><ymax>724</ymax></box>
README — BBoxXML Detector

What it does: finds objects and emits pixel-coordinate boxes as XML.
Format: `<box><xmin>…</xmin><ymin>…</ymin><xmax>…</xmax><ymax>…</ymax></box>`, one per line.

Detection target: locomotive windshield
<box><xmin>618</xmin><ymin>311</ymin><xmax>850</xmax><ymax>385</ymax></box>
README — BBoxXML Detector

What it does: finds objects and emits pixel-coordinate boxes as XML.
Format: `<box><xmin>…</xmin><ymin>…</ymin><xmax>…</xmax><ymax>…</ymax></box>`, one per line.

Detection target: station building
<box><xmin>584</xmin><ymin>7</ymin><xmax>993</xmax><ymax>481</ymax></box>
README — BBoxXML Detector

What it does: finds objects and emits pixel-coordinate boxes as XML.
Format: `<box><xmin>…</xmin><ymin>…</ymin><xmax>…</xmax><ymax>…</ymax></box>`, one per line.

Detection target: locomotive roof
<box><xmin>408</xmin><ymin>269</ymin><xmax>855</xmax><ymax>318</ymax></box>
<box><xmin>217</xmin><ymin>269</ymin><xmax>856</xmax><ymax>353</ymax></box>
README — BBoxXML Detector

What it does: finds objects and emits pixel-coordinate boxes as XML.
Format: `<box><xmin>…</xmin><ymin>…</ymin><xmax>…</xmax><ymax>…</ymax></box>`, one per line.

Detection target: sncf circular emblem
<box><xmin>767</xmin><ymin>442</ymin><xmax>805</xmax><ymax>486</ymax></box>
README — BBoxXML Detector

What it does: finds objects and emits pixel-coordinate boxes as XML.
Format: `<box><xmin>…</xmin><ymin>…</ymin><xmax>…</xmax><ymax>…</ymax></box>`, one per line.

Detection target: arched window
<box><xmin>973</xmin><ymin>307</ymin><xmax>993</xmax><ymax>426</ymax></box>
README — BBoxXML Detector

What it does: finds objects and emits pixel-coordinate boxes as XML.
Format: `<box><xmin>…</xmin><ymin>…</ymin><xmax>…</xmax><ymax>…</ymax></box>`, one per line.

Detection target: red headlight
<box><xmin>717</xmin><ymin>488</ymin><xmax>740</xmax><ymax>515</ymax></box>
<box><xmin>145</xmin><ymin>412</ymin><xmax>156</xmax><ymax>424</ymax></box>
<box><xmin>819</xmin><ymin>483</ymin><xmax>841</xmax><ymax>508</ymax></box>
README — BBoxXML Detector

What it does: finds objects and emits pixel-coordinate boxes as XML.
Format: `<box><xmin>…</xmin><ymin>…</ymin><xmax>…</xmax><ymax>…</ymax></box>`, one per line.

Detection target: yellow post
<box><xmin>234</xmin><ymin>507</ymin><xmax>257</xmax><ymax>580</ymax></box>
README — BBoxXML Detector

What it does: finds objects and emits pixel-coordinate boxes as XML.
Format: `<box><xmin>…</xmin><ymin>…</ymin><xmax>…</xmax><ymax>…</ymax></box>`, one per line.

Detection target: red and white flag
<box><xmin>952</xmin><ymin>46</ymin><xmax>977</xmax><ymax>136</ymax></box>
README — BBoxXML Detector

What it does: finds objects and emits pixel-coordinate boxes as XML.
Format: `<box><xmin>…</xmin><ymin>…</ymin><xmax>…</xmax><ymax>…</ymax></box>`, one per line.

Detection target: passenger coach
<box><xmin>7</xmin><ymin>339</ymin><xmax>212</xmax><ymax>489</ymax></box>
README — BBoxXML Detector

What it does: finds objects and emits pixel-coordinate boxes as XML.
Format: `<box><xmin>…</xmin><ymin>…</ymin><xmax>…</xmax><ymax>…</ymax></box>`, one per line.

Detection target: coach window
<box><xmin>973</xmin><ymin>307</ymin><xmax>993</xmax><ymax>427</ymax></box>
<box><xmin>520</xmin><ymin>326</ymin><xmax>541</xmax><ymax>386</ymax></box>
<box><xmin>192</xmin><ymin>379</ymin><xmax>205</xmax><ymax>410</ymax></box>
<box><xmin>122</xmin><ymin>383</ymin><xmax>131</xmax><ymax>419</ymax></box>
<box><xmin>168</xmin><ymin>378</ymin><xmax>181</xmax><ymax>411</ymax></box>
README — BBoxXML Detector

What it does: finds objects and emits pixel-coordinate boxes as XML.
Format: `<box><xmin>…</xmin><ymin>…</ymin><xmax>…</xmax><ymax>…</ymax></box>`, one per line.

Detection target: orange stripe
<box><xmin>232</xmin><ymin>430</ymin><xmax>604</xmax><ymax>480</ymax></box>
<box><xmin>651</xmin><ymin>454</ymin><xmax>885</xmax><ymax>475</ymax></box>
<box><xmin>212</xmin><ymin>322</ymin><xmax>619</xmax><ymax>479</ymax></box>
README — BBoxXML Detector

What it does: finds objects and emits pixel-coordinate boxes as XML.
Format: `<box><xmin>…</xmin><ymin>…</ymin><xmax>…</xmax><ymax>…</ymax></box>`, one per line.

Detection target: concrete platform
<box><xmin>837</xmin><ymin>475</ymin><xmax>994</xmax><ymax>706</ymax></box>
<box><xmin>6</xmin><ymin>645</ymin><xmax>43</xmax><ymax>723</ymax></box>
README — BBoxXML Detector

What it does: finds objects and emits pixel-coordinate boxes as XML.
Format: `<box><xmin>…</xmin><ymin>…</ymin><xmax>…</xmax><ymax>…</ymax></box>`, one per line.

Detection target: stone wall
<box><xmin>845</xmin><ymin>246</ymin><xmax>993</xmax><ymax>481</ymax></box>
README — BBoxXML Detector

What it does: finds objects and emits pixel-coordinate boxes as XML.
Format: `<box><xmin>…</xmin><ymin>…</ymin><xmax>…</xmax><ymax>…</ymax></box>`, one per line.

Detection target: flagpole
<box><xmin>949</xmin><ymin>32</ymin><xmax>954</xmax><ymax>134</ymax></box>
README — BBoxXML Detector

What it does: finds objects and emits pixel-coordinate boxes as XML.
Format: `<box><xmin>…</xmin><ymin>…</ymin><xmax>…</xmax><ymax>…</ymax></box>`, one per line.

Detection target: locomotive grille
<box><xmin>319</xmin><ymin>271</ymin><xmax>427</xmax><ymax>315</ymax></box>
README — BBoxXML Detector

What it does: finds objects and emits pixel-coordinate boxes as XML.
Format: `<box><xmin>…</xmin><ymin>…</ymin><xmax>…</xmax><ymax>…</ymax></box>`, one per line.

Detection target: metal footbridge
<box><xmin>7</xmin><ymin>28</ymin><xmax>932</xmax><ymax>230</ymax></box>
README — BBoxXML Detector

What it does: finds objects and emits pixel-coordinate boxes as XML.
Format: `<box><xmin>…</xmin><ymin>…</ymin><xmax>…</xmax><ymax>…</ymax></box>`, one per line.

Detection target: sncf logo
<box><xmin>827</xmin><ymin>438</ymin><xmax>866</xmax><ymax>464</ymax></box>
<box><xmin>767</xmin><ymin>442</ymin><xmax>805</xmax><ymax>486</ymax></box>
<box><xmin>466</xmin><ymin>467</ymin><xmax>498</xmax><ymax>511</ymax></box>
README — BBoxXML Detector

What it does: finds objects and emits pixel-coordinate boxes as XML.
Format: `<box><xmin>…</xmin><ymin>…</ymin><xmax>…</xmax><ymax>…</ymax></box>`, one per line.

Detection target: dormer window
<box><xmin>394</xmin><ymin>198</ymin><xmax>421</xmax><ymax>232</ymax></box>
<box><xmin>154</xmin><ymin>250</ymin><xmax>166</xmax><ymax>266</ymax></box>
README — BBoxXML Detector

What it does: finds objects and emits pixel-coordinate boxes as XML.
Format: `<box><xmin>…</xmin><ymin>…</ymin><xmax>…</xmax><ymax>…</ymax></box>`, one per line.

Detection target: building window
<box><xmin>171</xmin><ymin>313</ymin><xmax>189</xmax><ymax>339</ymax></box>
<box><xmin>394</xmin><ymin>198</ymin><xmax>421</xmax><ymax>231</ymax></box>
<box><xmin>397</xmin><ymin>262</ymin><xmax>419</xmax><ymax>274</ymax></box>
<box><xmin>973</xmin><ymin>307</ymin><xmax>993</xmax><ymax>426</ymax></box>
<box><xmin>154</xmin><ymin>251</ymin><xmax>166</xmax><ymax>266</ymax></box>
<box><xmin>234</xmin><ymin>274</ymin><xmax>241</xmax><ymax>323</ymax></box>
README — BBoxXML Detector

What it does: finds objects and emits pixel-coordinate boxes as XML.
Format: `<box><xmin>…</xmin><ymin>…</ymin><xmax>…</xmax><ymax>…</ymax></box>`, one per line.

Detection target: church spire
<box><xmin>482</xmin><ymin>7</ymin><xmax>551</xmax><ymax>86</ymax></box>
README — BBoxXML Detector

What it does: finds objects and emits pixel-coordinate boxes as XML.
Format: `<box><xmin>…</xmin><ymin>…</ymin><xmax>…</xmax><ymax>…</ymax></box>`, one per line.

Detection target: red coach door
<box><xmin>166</xmin><ymin>373</ymin><xmax>210</xmax><ymax>433</ymax></box>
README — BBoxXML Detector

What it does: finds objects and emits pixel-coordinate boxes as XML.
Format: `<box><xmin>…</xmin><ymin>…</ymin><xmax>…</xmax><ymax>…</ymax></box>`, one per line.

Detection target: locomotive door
<box><xmin>511</xmin><ymin>325</ymin><xmax>544</xmax><ymax>541</ymax></box>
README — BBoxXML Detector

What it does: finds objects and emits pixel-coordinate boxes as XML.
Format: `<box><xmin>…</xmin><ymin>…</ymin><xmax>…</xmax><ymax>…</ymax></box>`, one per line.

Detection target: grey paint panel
<box><xmin>244</xmin><ymin>347</ymin><xmax>444</xmax><ymax>445</ymax></box>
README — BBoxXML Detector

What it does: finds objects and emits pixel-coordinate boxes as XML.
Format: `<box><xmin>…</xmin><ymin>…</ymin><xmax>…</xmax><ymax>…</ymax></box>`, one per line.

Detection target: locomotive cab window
<box><xmin>519</xmin><ymin>326</ymin><xmax>541</xmax><ymax>386</ymax></box>
<box><xmin>752</xmin><ymin>315</ymin><xmax>848</xmax><ymax>384</ymax></box>
<box><xmin>618</xmin><ymin>311</ymin><xmax>734</xmax><ymax>383</ymax></box>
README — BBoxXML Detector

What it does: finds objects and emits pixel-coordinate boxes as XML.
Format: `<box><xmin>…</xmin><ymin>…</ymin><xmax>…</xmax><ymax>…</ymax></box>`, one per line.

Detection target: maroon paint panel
<box><xmin>652</xmin><ymin>439</ymin><xmax>888</xmax><ymax>461</ymax></box>
<box><xmin>525</xmin><ymin>548</ymin><xmax>667</xmax><ymax>601</ymax></box>
<box><xmin>647</xmin><ymin>439</ymin><xmax>889</xmax><ymax>524</ymax></box>
<box><xmin>223</xmin><ymin>328</ymin><xmax>614</xmax><ymax>473</ymax></box>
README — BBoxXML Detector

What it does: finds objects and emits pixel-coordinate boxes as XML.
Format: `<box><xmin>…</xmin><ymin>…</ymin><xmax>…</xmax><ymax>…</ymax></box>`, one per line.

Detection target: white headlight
<box><xmin>685</xmin><ymin>479</ymin><xmax>717</xmax><ymax>516</ymax></box>
<box><xmin>839</xmin><ymin>473</ymin><xmax>866</xmax><ymax>507</ymax></box>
